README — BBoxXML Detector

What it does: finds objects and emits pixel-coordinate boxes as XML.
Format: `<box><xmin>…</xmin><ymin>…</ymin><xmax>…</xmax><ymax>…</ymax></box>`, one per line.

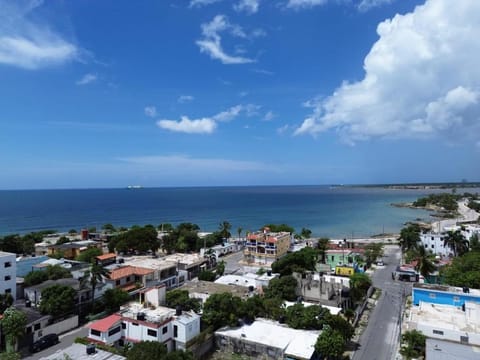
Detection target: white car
<box><xmin>376</xmin><ymin>260</ymin><xmax>384</xmax><ymax>266</ymax></box>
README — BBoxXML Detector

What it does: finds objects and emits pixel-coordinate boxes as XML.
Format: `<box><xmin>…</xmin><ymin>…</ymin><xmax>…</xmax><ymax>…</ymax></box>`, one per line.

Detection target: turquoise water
<box><xmin>0</xmin><ymin>186</ymin><xmax>438</xmax><ymax>238</ymax></box>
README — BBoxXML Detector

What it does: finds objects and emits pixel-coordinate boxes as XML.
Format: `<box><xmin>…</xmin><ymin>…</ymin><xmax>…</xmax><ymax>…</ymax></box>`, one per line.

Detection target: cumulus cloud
<box><xmin>358</xmin><ymin>0</ymin><xmax>394</xmax><ymax>12</ymax></box>
<box><xmin>144</xmin><ymin>106</ymin><xmax>157</xmax><ymax>118</ymax></box>
<box><xmin>189</xmin><ymin>0</ymin><xmax>222</xmax><ymax>8</ymax></box>
<box><xmin>76</xmin><ymin>73</ymin><xmax>97</xmax><ymax>85</ymax></box>
<box><xmin>157</xmin><ymin>104</ymin><xmax>258</xmax><ymax>134</ymax></box>
<box><xmin>0</xmin><ymin>0</ymin><xmax>78</xmax><ymax>69</ymax></box>
<box><xmin>196</xmin><ymin>15</ymin><xmax>255</xmax><ymax>64</ymax></box>
<box><xmin>177</xmin><ymin>95</ymin><xmax>194</xmax><ymax>103</ymax></box>
<box><xmin>286</xmin><ymin>0</ymin><xmax>327</xmax><ymax>9</ymax></box>
<box><xmin>234</xmin><ymin>0</ymin><xmax>260</xmax><ymax>14</ymax></box>
<box><xmin>295</xmin><ymin>0</ymin><xmax>480</xmax><ymax>145</ymax></box>
<box><xmin>263</xmin><ymin>111</ymin><xmax>275</xmax><ymax>121</ymax></box>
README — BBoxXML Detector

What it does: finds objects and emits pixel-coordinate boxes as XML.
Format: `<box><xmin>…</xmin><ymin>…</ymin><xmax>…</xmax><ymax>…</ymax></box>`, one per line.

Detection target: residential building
<box><xmin>244</xmin><ymin>229</ymin><xmax>291</xmax><ymax>266</ymax></box>
<box><xmin>0</xmin><ymin>251</ymin><xmax>16</xmax><ymax>300</ymax></box>
<box><xmin>215</xmin><ymin>318</ymin><xmax>321</xmax><ymax>360</ymax></box>
<box><xmin>325</xmin><ymin>249</ymin><xmax>361</xmax><ymax>270</ymax></box>
<box><xmin>412</xmin><ymin>283</ymin><xmax>480</xmax><ymax>306</ymax></box>
<box><xmin>96</xmin><ymin>253</ymin><xmax>117</xmax><ymax>267</ymax></box>
<box><xmin>38</xmin><ymin>343</ymin><xmax>126</xmax><ymax>360</ymax></box>
<box><xmin>407</xmin><ymin>301</ymin><xmax>480</xmax><ymax>346</ymax></box>
<box><xmin>47</xmin><ymin>240</ymin><xmax>101</xmax><ymax>260</ymax></box>
<box><xmin>425</xmin><ymin>338</ymin><xmax>480</xmax><ymax>360</ymax></box>
<box><xmin>87</xmin><ymin>287</ymin><xmax>200</xmax><ymax>352</ymax></box>
<box><xmin>419</xmin><ymin>232</ymin><xmax>449</xmax><ymax>257</ymax></box>
<box><xmin>214</xmin><ymin>272</ymin><xmax>279</xmax><ymax>290</ymax></box>
<box><xmin>293</xmin><ymin>272</ymin><xmax>350</xmax><ymax>303</ymax></box>
<box><xmin>16</xmin><ymin>255</ymin><xmax>49</xmax><ymax>277</ymax></box>
<box><xmin>105</xmin><ymin>265</ymin><xmax>155</xmax><ymax>293</ymax></box>
<box><xmin>180</xmin><ymin>280</ymin><xmax>249</xmax><ymax>305</ymax></box>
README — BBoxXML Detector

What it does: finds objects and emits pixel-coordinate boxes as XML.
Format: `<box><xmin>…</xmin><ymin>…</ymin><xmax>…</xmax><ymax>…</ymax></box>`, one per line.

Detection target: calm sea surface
<box><xmin>0</xmin><ymin>186</ymin><xmax>447</xmax><ymax>238</ymax></box>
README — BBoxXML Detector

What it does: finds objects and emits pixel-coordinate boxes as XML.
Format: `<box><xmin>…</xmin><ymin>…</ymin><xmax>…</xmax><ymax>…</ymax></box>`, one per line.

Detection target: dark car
<box><xmin>29</xmin><ymin>333</ymin><xmax>59</xmax><ymax>353</ymax></box>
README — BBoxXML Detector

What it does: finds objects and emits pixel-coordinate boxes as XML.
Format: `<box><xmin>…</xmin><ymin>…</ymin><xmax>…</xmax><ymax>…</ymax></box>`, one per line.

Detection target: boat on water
<box><xmin>126</xmin><ymin>185</ymin><xmax>143</xmax><ymax>189</ymax></box>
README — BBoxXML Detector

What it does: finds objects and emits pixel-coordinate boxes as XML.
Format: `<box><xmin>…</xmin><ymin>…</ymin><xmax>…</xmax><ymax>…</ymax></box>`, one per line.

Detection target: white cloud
<box><xmin>157</xmin><ymin>116</ymin><xmax>217</xmax><ymax>134</ymax></box>
<box><xmin>189</xmin><ymin>0</ymin><xmax>222</xmax><ymax>8</ymax></box>
<box><xmin>234</xmin><ymin>0</ymin><xmax>260</xmax><ymax>14</ymax></box>
<box><xmin>295</xmin><ymin>0</ymin><xmax>480</xmax><ymax>145</ymax></box>
<box><xmin>196</xmin><ymin>15</ymin><xmax>255</xmax><ymax>64</ymax></box>
<box><xmin>156</xmin><ymin>104</ymin><xmax>257</xmax><ymax>134</ymax></box>
<box><xmin>358</xmin><ymin>0</ymin><xmax>394</xmax><ymax>12</ymax></box>
<box><xmin>263</xmin><ymin>111</ymin><xmax>275</xmax><ymax>121</ymax></box>
<box><xmin>286</xmin><ymin>0</ymin><xmax>327</xmax><ymax>9</ymax></box>
<box><xmin>76</xmin><ymin>73</ymin><xmax>97</xmax><ymax>85</ymax></box>
<box><xmin>177</xmin><ymin>95</ymin><xmax>194</xmax><ymax>103</ymax></box>
<box><xmin>0</xmin><ymin>0</ymin><xmax>78</xmax><ymax>69</ymax></box>
<box><xmin>144</xmin><ymin>106</ymin><xmax>157</xmax><ymax>118</ymax></box>
<box><xmin>277</xmin><ymin>124</ymin><xmax>291</xmax><ymax>134</ymax></box>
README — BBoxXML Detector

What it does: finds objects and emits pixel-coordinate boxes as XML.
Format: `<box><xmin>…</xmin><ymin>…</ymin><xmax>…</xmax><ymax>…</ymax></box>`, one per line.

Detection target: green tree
<box><xmin>316</xmin><ymin>237</ymin><xmax>330</xmax><ymax>264</ymax></box>
<box><xmin>165</xmin><ymin>290</ymin><xmax>201</xmax><ymax>313</ymax></box>
<box><xmin>56</xmin><ymin>236</ymin><xmax>70</xmax><ymax>245</ymax></box>
<box><xmin>0</xmin><ymin>307</ymin><xmax>27</xmax><ymax>352</ymax></box>
<box><xmin>400</xmin><ymin>330</ymin><xmax>426</xmax><ymax>360</ymax></box>
<box><xmin>82</xmin><ymin>263</ymin><xmax>110</xmax><ymax>309</ymax></box>
<box><xmin>300</xmin><ymin>228</ymin><xmax>312</xmax><ymax>239</ymax></box>
<box><xmin>218</xmin><ymin>221</ymin><xmax>232</xmax><ymax>239</ymax></box>
<box><xmin>414</xmin><ymin>245</ymin><xmax>436</xmax><ymax>278</ymax></box>
<box><xmin>285</xmin><ymin>304</ymin><xmax>329</xmax><ymax>330</ymax></box>
<box><xmin>264</xmin><ymin>275</ymin><xmax>298</xmax><ymax>301</ymax></box>
<box><xmin>470</xmin><ymin>233</ymin><xmax>480</xmax><ymax>252</ymax></box>
<box><xmin>363</xmin><ymin>243</ymin><xmax>384</xmax><ymax>264</ymax></box>
<box><xmin>68</xmin><ymin>229</ymin><xmax>78</xmax><ymax>235</ymax></box>
<box><xmin>349</xmin><ymin>273</ymin><xmax>372</xmax><ymax>303</ymax></box>
<box><xmin>127</xmin><ymin>341</ymin><xmax>167</xmax><ymax>360</ymax></box>
<box><xmin>324</xmin><ymin>314</ymin><xmax>354</xmax><ymax>342</ymax></box>
<box><xmin>237</xmin><ymin>227</ymin><xmax>243</xmax><ymax>239</ymax></box>
<box><xmin>0</xmin><ymin>293</ymin><xmax>13</xmax><ymax>314</ymax></box>
<box><xmin>441</xmin><ymin>251</ymin><xmax>480</xmax><ymax>288</ymax></box>
<box><xmin>0</xmin><ymin>352</ymin><xmax>21</xmax><ymax>360</ymax></box>
<box><xmin>398</xmin><ymin>224</ymin><xmax>421</xmax><ymax>252</ymax></box>
<box><xmin>198</xmin><ymin>270</ymin><xmax>216</xmax><ymax>282</ymax></box>
<box><xmin>158</xmin><ymin>223</ymin><xmax>174</xmax><ymax>232</ymax></box>
<box><xmin>271</xmin><ymin>247</ymin><xmax>317</xmax><ymax>276</ymax></box>
<box><xmin>24</xmin><ymin>265</ymin><xmax>72</xmax><ymax>287</ymax></box>
<box><xmin>344</xmin><ymin>308</ymin><xmax>355</xmax><ymax>323</ymax></box>
<box><xmin>75</xmin><ymin>247</ymin><xmax>103</xmax><ymax>263</ymax></box>
<box><xmin>39</xmin><ymin>284</ymin><xmax>76</xmax><ymax>318</ymax></box>
<box><xmin>444</xmin><ymin>230</ymin><xmax>469</xmax><ymax>257</ymax></box>
<box><xmin>263</xmin><ymin>224</ymin><xmax>294</xmax><ymax>233</ymax></box>
<box><xmin>315</xmin><ymin>328</ymin><xmax>346</xmax><ymax>360</ymax></box>
<box><xmin>202</xmin><ymin>293</ymin><xmax>243</xmax><ymax>330</ymax></box>
<box><xmin>102</xmin><ymin>223</ymin><xmax>116</xmax><ymax>233</ymax></box>
<box><xmin>102</xmin><ymin>288</ymin><xmax>131</xmax><ymax>313</ymax></box>
<box><xmin>216</xmin><ymin>260</ymin><xmax>225</xmax><ymax>276</ymax></box>
<box><xmin>262</xmin><ymin>296</ymin><xmax>286</xmax><ymax>320</ymax></box>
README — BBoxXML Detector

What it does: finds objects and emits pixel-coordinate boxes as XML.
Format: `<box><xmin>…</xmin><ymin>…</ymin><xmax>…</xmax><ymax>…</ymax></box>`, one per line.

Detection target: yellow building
<box><xmin>244</xmin><ymin>229</ymin><xmax>291</xmax><ymax>265</ymax></box>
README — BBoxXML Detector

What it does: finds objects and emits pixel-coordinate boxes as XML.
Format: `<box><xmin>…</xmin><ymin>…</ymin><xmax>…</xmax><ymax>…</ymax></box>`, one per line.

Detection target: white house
<box><xmin>0</xmin><ymin>251</ymin><xmax>16</xmax><ymax>300</ymax></box>
<box><xmin>419</xmin><ymin>232</ymin><xmax>450</xmax><ymax>257</ymax></box>
<box><xmin>87</xmin><ymin>287</ymin><xmax>200</xmax><ymax>352</ymax></box>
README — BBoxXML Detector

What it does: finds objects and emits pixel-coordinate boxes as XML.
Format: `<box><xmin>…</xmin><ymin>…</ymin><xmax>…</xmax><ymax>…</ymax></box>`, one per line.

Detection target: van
<box><xmin>30</xmin><ymin>333</ymin><xmax>59</xmax><ymax>353</ymax></box>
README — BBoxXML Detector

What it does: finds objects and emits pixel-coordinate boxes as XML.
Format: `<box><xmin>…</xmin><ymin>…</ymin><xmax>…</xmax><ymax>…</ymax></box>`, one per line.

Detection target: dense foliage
<box><xmin>264</xmin><ymin>275</ymin><xmax>298</xmax><ymax>301</ymax></box>
<box><xmin>349</xmin><ymin>273</ymin><xmax>372</xmax><ymax>303</ymax></box>
<box><xmin>202</xmin><ymin>293</ymin><xmax>244</xmax><ymax>329</ymax></box>
<box><xmin>271</xmin><ymin>247</ymin><xmax>318</xmax><ymax>276</ymax></box>
<box><xmin>0</xmin><ymin>230</ymin><xmax>56</xmax><ymax>254</ymax></box>
<box><xmin>108</xmin><ymin>225</ymin><xmax>159</xmax><ymax>255</ymax></box>
<box><xmin>126</xmin><ymin>341</ymin><xmax>194</xmax><ymax>360</ymax></box>
<box><xmin>441</xmin><ymin>251</ymin><xmax>480</xmax><ymax>288</ymax></box>
<box><xmin>75</xmin><ymin>247</ymin><xmax>103</xmax><ymax>263</ymax></box>
<box><xmin>103</xmin><ymin>288</ymin><xmax>131</xmax><ymax>313</ymax></box>
<box><xmin>398</xmin><ymin>224</ymin><xmax>421</xmax><ymax>252</ymax></box>
<box><xmin>161</xmin><ymin>223</ymin><xmax>201</xmax><ymax>254</ymax></box>
<box><xmin>262</xmin><ymin>223</ymin><xmax>295</xmax><ymax>233</ymax></box>
<box><xmin>363</xmin><ymin>243</ymin><xmax>384</xmax><ymax>264</ymax></box>
<box><xmin>0</xmin><ymin>294</ymin><xmax>13</xmax><ymax>314</ymax></box>
<box><xmin>0</xmin><ymin>307</ymin><xmax>27</xmax><ymax>352</ymax></box>
<box><xmin>165</xmin><ymin>290</ymin><xmax>201</xmax><ymax>313</ymax></box>
<box><xmin>315</xmin><ymin>327</ymin><xmax>347</xmax><ymax>360</ymax></box>
<box><xmin>39</xmin><ymin>284</ymin><xmax>76</xmax><ymax>318</ymax></box>
<box><xmin>400</xmin><ymin>330</ymin><xmax>426</xmax><ymax>360</ymax></box>
<box><xmin>412</xmin><ymin>193</ymin><xmax>460</xmax><ymax>211</ymax></box>
<box><xmin>23</xmin><ymin>265</ymin><xmax>73</xmax><ymax>286</ymax></box>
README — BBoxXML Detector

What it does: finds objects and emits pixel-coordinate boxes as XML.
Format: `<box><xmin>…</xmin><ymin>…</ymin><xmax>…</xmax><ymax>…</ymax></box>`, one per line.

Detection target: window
<box><xmin>5</xmin><ymin>289</ymin><xmax>11</xmax><ymax>294</ymax></box>
<box><xmin>424</xmin><ymin>244</ymin><xmax>428</xmax><ymax>248</ymax></box>
<box><xmin>147</xmin><ymin>329</ymin><xmax>157</xmax><ymax>337</ymax></box>
<box><xmin>431</xmin><ymin>237</ymin><xmax>434</xmax><ymax>240</ymax></box>
<box><xmin>4</xmin><ymin>262</ymin><xmax>11</xmax><ymax>268</ymax></box>
<box><xmin>116</xmin><ymin>280</ymin><xmax>120</xmax><ymax>286</ymax></box>
<box><xmin>162</xmin><ymin>326</ymin><xmax>168</xmax><ymax>334</ymax></box>
<box><xmin>34</xmin><ymin>323</ymin><xmax>41</xmax><ymax>331</ymax></box>
<box><xmin>4</xmin><ymin>275</ymin><xmax>11</xmax><ymax>281</ymax></box>
<box><xmin>126</xmin><ymin>276</ymin><xmax>131</xmax><ymax>282</ymax></box>
<box><xmin>173</xmin><ymin>325</ymin><xmax>178</xmax><ymax>337</ymax></box>
<box><xmin>431</xmin><ymin>245</ymin><xmax>434</xmax><ymax>248</ymax></box>
<box><xmin>433</xmin><ymin>330</ymin><xmax>444</xmax><ymax>335</ymax></box>
<box><xmin>331</xmin><ymin>255</ymin><xmax>334</xmax><ymax>261</ymax></box>
<box><xmin>460</xmin><ymin>336</ymin><xmax>469</xmax><ymax>344</ymax></box>
<box><xmin>132</xmin><ymin>322</ymin><xmax>139</xmax><ymax>326</ymax></box>
<box><xmin>26</xmin><ymin>326</ymin><xmax>32</xmax><ymax>334</ymax></box>
<box><xmin>122</xmin><ymin>323</ymin><xmax>126</xmax><ymax>329</ymax></box>
<box><xmin>108</xmin><ymin>326</ymin><xmax>121</xmax><ymax>336</ymax></box>
<box><xmin>91</xmin><ymin>329</ymin><xmax>101</xmax><ymax>336</ymax></box>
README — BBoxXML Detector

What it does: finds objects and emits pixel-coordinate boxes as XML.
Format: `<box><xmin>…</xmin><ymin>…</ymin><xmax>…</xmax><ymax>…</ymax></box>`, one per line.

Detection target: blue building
<box><xmin>412</xmin><ymin>283</ymin><xmax>480</xmax><ymax>307</ymax></box>
<box><xmin>16</xmin><ymin>255</ymin><xmax>49</xmax><ymax>277</ymax></box>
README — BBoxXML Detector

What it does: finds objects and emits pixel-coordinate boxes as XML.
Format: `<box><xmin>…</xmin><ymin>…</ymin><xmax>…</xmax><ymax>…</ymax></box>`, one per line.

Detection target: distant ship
<box><xmin>127</xmin><ymin>185</ymin><xmax>143</xmax><ymax>189</ymax></box>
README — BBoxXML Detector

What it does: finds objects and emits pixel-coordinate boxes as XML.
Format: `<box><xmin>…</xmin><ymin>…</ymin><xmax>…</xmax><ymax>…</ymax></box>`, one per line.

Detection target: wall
<box><xmin>0</xmin><ymin>252</ymin><xmax>17</xmax><ymax>300</ymax></box>
<box><xmin>414</xmin><ymin>322</ymin><xmax>480</xmax><ymax>346</ymax></box>
<box><xmin>34</xmin><ymin>315</ymin><xmax>79</xmax><ymax>342</ymax></box>
<box><xmin>16</xmin><ymin>256</ymin><xmax>49</xmax><ymax>277</ymax></box>
<box><xmin>412</xmin><ymin>288</ymin><xmax>480</xmax><ymax>306</ymax></box>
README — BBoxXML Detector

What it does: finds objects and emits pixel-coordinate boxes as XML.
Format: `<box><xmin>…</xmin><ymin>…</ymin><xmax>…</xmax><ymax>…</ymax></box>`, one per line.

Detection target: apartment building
<box><xmin>0</xmin><ymin>251</ymin><xmax>16</xmax><ymax>300</ymax></box>
<box><xmin>244</xmin><ymin>229</ymin><xmax>291</xmax><ymax>266</ymax></box>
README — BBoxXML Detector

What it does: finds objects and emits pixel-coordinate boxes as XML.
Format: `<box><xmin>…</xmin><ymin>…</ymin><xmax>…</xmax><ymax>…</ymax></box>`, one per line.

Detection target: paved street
<box><xmin>21</xmin><ymin>326</ymin><xmax>88</xmax><ymax>360</ymax></box>
<box><xmin>353</xmin><ymin>245</ymin><xmax>411</xmax><ymax>360</ymax></box>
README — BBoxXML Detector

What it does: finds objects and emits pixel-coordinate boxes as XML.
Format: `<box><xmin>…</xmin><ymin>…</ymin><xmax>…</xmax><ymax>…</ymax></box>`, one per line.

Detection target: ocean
<box><xmin>0</xmin><ymin>186</ymin><xmax>442</xmax><ymax>238</ymax></box>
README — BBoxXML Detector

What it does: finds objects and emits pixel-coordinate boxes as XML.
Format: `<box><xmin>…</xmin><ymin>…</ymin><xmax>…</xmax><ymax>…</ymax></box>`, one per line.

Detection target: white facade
<box><xmin>408</xmin><ymin>301</ymin><xmax>480</xmax><ymax>346</ymax></box>
<box><xmin>419</xmin><ymin>233</ymin><xmax>450</xmax><ymax>257</ymax></box>
<box><xmin>172</xmin><ymin>312</ymin><xmax>201</xmax><ymax>350</ymax></box>
<box><xmin>0</xmin><ymin>251</ymin><xmax>16</xmax><ymax>300</ymax></box>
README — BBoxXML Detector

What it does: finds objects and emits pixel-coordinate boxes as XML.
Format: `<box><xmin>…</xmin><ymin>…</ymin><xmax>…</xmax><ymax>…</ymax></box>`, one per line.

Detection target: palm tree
<box><xmin>414</xmin><ymin>245</ymin><xmax>436</xmax><ymax>278</ymax></box>
<box><xmin>219</xmin><ymin>220</ymin><xmax>232</xmax><ymax>240</ymax></box>
<box><xmin>444</xmin><ymin>230</ymin><xmax>469</xmax><ymax>257</ymax></box>
<box><xmin>237</xmin><ymin>227</ymin><xmax>243</xmax><ymax>240</ymax></box>
<box><xmin>398</xmin><ymin>225</ymin><xmax>421</xmax><ymax>252</ymax></box>
<box><xmin>82</xmin><ymin>263</ymin><xmax>110</xmax><ymax>309</ymax></box>
<box><xmin>316</xmin><ymin>238</ymin><xmax>330</xmax><ymax>264</ymax></box>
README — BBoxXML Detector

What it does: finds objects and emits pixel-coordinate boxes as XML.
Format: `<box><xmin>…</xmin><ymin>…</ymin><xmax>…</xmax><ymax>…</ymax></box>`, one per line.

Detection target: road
<box><xmin>352</xmin><ymin>245</ymin><xmax>411</xmax><ymax>360</ymax></box>
<box><xmin>21</xmin><ymin>325</ymin><xmax>88</xmax><ymax>360</ymax></box>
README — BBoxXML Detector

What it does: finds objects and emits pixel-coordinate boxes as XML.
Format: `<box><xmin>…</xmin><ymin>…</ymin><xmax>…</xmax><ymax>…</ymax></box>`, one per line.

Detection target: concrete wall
<box><xmin>414</xmin><ymin>322</ymin><xmax>480</xmax><ymax>346</ymax></box>
<box><xmin>412</xmin><ymin>288</ymin><xmax>480</xmax><ymax>306</ymax></box>
<box><xmin>0</xmin><ymin>252</ymin><xmax>17</xmax><ymax>300</ymax></box>
<box><xmin>34</xmin><ymin>315</ymin><xmax>79</xmax><ymax>342</ymax></box>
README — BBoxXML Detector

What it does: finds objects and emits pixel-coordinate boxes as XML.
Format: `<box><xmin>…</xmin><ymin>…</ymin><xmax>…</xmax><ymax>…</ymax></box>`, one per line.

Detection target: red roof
<box><xmin>87</xmin><ymin>314</ymin><xmax>122</xmax><ymax>332</ymax></box>
<box><xmin>96</xmin><ymin>253</ymin><xmax>116</xmax><ymax>261</ymax></box>
<box><xmin>109</xmin><ymin>265</ymin><xmax>153</xmax><ymax>280</ymax></box>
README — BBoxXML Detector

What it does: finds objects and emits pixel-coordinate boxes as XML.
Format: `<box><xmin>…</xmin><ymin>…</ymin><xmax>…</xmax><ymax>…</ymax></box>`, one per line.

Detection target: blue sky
<box><xmin>1</xmin><ymin>0</ymin><xmax>479</xmax><ymax>189</ymax></box>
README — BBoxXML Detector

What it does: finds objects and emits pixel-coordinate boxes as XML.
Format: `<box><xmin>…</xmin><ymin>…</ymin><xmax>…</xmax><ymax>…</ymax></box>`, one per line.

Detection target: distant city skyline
<box><xmin>1</xmin><ymin>0</ymin><xmax>479</xmax><ymax>190</ymax></box>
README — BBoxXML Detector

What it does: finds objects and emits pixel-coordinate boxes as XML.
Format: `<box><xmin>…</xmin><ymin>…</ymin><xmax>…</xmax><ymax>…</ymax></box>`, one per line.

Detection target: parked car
<box><xmin>376</xmin><ymin>260</ymin><xmax>384</xmax><ymax>266</ymax></box>
<box><xmin>30</xmin><ymin>333</ymin><xmax>59</xmax><ymax>353</ymax></box>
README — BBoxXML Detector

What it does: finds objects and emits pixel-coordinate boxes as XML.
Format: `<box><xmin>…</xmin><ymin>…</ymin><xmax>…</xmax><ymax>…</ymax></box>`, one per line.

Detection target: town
<box><xmin>0</xmin><ymin>196</ymin><xmax>479</xmax><ymax>360</ymax></box>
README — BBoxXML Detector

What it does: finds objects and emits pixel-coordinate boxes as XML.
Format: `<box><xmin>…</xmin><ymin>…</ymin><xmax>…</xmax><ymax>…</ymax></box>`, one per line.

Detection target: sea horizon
<box><xmin>0</xmin><ymin>184</ymin><xmax>463</xmax><ymax>239</ymax></box>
